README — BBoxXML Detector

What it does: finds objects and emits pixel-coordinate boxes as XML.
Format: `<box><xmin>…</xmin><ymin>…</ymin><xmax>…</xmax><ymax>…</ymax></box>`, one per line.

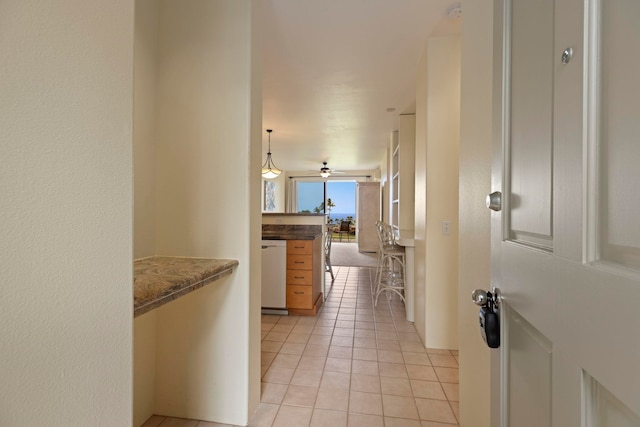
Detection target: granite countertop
<box><xmin>262</xmin><ymin>224</ymin><xmax>323</xmax><ymax>240</ymax></box>
<box><xmin>134</xmin><ymin>256</ymin><xmax>238</xmax><ymax>317</ymax></box>
<box><xmin>262</xmin><ymin>232</ymin><xmax>322</xmax><ymax>240</ymax></box>
<box><xmin>262</xmin><ymin>213</ymin><xmax>325</xmax><ymax>216</ymax></box>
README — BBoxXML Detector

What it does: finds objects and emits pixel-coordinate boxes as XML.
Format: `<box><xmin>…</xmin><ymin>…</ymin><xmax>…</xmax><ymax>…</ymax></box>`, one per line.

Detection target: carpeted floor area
<box><xmin>329</xmin><ymin>242</ymin><xmax>378</xmax><ymax>267</ymax></box>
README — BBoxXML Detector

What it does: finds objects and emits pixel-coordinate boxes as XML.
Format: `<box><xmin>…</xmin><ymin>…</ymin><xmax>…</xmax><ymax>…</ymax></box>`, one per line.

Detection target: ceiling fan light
<box><xmin>320</xmin><ymin>171</ymin><xmax>330</xmax><ymax>178</ymax></box>
<box><xmin>261</xmin><ymin>129</ymin><xmax>281</xmax><ymax>179</ymax></box>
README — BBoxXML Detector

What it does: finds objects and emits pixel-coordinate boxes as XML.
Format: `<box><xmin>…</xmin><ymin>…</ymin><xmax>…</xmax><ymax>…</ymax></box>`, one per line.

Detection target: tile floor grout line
<box><xmin>255</xmin><ymin>266</ymin><xmax>458</xmax><ymax>426</ymax></box>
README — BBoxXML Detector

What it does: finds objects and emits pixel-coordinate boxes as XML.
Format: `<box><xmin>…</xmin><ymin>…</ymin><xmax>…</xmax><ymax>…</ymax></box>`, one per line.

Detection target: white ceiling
<box><xmin>261</xmin><ymin>0</ymin><xmax>460</xmax><ymax>175</ymax></box>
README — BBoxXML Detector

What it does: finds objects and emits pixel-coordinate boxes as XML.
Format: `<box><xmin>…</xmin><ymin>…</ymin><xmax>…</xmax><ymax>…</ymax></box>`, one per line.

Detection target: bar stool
<box><xmin>324</xmin><ymin>230</ymin><xmax>335</xmax><ymax>282</ymax></box>
<box><xmin>374</xmin><ymin>222</ymin><xmax>406</xmax><ymax>306</ymax></box>
<box><xmin>374</xmin><ymin>221</ymin><xmax>393</xmax><ymax>290</ymax></box>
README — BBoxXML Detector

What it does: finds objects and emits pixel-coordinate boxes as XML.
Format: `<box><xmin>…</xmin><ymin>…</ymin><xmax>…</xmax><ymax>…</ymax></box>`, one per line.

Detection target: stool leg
<box><xmin>374</xmin><ymin>253</ymin><xmax>390</xmax><ymax>306</ymax></box>
<box><xmin>375</xmin><ymin>254</ymin><xmax>406</xmax><ymax>306</ymax></box>
<box><xmin>374</xmin><ymin>249</ymin><xmax>384</xmax><ymax>293</ymax></box>
<box><xmin>375</xmin><ymin>254</ymin><xmax>392</xmax><ymax>306</ymax></box>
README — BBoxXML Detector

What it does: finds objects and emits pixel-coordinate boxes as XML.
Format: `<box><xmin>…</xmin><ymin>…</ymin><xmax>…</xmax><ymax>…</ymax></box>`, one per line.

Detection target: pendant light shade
<box><xmin>261</xmin><ymin>129</ymin><xmax>281</xmax><ymax>179</ymax></box>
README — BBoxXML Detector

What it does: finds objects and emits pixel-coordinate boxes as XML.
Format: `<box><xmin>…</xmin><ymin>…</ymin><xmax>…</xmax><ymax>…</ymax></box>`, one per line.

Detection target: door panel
<box><xmin>559</xmin><ymin>261</ymin><xmax>640</xmax><ymax>417</ymax></box>
<box><xmin>507</xmin><ymin>309</ymin><xmax>552</xmax><ymax>427</ymax></box>
<box><xmin>492</xmin><ymin>0</ymin><xmax>640</xmax><ymax>425</ymax></box>
<box><xmin>553</xmin><ymin>0</ymin><xmax>584</xmax><ymax>260</ymax></box>
<box><xmin>501</xmin><ymin>244</ymin><xmax>554</xmax><ymax>336</ymax></box>
<box><xmin>586</xmin><ymin>375</ymin><xmax>640</xmax><ymax>427</ymax></box>
<box><xmin>599</xmin><ymin>0</ymin><xmax>640</xmax><ymax>268</ymax></box>
<box><xmin>508</xmin><ymin>0</ymin><xmax>554</xmax><ymax>244</ymax></box>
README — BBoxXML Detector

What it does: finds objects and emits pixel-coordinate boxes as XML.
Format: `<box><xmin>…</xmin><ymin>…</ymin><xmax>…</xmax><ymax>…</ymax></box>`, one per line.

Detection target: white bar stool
<box><xmin>374</xmin><ymin>222</ymin><xmax>406</xmax><ymax>306</ymax></box>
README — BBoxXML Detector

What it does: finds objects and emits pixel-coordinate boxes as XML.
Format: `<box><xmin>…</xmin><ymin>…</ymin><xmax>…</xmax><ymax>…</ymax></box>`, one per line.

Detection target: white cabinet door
<box><xmin>357</xmin><ymin>182</ymin><xmax>380</xmax><ymax>252</ymax></box>
<box><xmin>491</xmin><ymin>0</ymin><xmax>640</xmax><ymax>425</ymax></box>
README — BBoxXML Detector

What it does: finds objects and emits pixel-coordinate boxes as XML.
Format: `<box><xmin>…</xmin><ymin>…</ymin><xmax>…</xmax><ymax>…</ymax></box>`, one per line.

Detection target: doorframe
<box><xmin>490</xmin><ymin>0</ymin><xmax>509</xmax><ymax>425</ymax></box>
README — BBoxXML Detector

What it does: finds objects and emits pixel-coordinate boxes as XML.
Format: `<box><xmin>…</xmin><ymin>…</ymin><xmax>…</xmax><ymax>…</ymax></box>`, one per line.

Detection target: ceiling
<box><xmin>261</xmin><ymin>0</ymin><xmax>461</xmax><ymax>175</ymax></box>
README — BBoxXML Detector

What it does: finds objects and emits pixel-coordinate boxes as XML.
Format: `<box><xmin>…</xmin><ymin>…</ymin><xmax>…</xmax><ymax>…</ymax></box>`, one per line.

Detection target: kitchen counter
<box><xmin>262</xmin><ymin>213</ymin><xmax>325</xmax><ymax>217</ymax></box>
<box><xmin>262</xmin><ymin>232</ymin><xmax>322</xmax><ymax>240</ymax></box>
<box><xmin>134</xmin><ymin>256</ymin><xmax>238</xmax><ymax>317</ymax></box>
<box><xmin>262</xmin><ymin>224</ymin><xmax>323</xmax><ymax>240</ymax></box>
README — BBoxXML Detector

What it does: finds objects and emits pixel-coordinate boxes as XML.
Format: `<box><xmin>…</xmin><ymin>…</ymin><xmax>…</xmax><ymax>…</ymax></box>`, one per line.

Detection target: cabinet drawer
<box><xmin>286</xmin><ymin>269</ymin><xmax>313</xmax><ymax>285</ymax></box>
<box><xmin>287</xmin><ymin>254</ymin><xmax>312</xmax><ymax>270</ymax></box>
<box><xmin>286</xmin><ymin>285</ymin><xmax>313</xmax><ymax>309</ymax></box>
<box><xmin>287</xmin><ymin>240</ymin><xmax>313</xmax><ymax>255</ymax></box>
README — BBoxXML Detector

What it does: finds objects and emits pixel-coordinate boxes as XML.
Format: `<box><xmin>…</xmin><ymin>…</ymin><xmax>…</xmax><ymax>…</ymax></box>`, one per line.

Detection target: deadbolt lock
<box><xmin>472</xmin><ymin>287</ymin><xmax>501</xmax><ymax>348</ymax></box>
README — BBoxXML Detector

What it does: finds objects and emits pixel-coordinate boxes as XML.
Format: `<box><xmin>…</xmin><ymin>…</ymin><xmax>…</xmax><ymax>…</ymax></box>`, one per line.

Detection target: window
<box><xmin>295</xmin><ymin>180</ymin><xmax>356</xmax><ymax>225</ymax></box>
<box><xmin>296</xmin><ymin>181</ymin><xmax>325</xmax><ymax>213</ymax></box>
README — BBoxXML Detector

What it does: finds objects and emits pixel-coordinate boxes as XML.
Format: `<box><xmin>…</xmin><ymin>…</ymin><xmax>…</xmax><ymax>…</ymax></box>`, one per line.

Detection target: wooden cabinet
<box><xmin>286</xmin><ymin>237</ymin><xmax>322</xmax><ymax>315</ymax></box>
<box><xmin>286</xmin><ymin>285</ymin><xmax>314</xmax><ymax>309</ymax></box>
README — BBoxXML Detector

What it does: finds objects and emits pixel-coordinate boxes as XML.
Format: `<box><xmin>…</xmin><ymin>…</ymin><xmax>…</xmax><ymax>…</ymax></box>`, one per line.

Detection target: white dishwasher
<box><xmin>261</xmin><ymin>240</ymin><xmax>288</xmax><ymax>315</ymax></box>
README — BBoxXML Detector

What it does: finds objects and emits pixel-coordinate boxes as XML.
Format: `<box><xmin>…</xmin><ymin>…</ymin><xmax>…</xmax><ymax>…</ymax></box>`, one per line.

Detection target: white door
<box><xmin>491</xmin><ymin>0</ymin><xmax>640</xmax><ymax>426</ymax></box>
<box><xmin>357</xmin><ymin>182</ymin><xmax>380</xmax><ymax>252</ymax></box>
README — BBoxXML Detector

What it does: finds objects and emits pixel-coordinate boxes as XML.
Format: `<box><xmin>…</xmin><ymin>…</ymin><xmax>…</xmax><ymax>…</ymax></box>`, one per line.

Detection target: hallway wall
<box><xmin>0</xmin><ymin>1</ymin><xmax>134</xmax><ymax>425</ymax></box>
<box><xmin>133</xmin><ymin>0</ymin><xmax>262</xmax><ymax>425</ymax></box>
<box><xmin>458</xmin><ymin>1</ymin><xmax>494</xmax><ymax>425</ymax></box>
<box><xmin>414</xmin><ymin>35</ymin><xmax>461</xmax><ymax>350</ymax></box>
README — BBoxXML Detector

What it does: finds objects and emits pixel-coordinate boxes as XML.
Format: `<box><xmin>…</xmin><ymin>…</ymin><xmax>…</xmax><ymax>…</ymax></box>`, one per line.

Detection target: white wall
<box><xmin>133</xmin><ymin>2</ymin><xmax>160</xmax><ymax>422</ymax></box>
<box><xmin>133</xmin><ymin>0</ymin><xmax>159</xmax><ymax>426</ymax></box>
<box><xmin>134</xmin><ymin>0</ymin><xmax>159</xmax><ymax>260</ymax></box>
<box><xmin>414</xmin><ymin>51</ymin><xmax>428</xmax><ymax>342</ymax></box>
<box><xmin>262</xmin><ymin>174</ymin><xmax>286</xmax><ymax>212</ymax></box>
<box><xmin>458</xmin><ymin>2</ymin><xmax>494</xmax><ymax>426</ymax></box>
<box><xmin>151</xmin><ymin>1</ymin><xmax>260</xmax><ymax>424</ymax></box>
<box><xmin>262</xmin><ymin>214</ymin><xmax>325</xmax><ymax>226</ymax></box>
<box><xmin>132</xmin><ymin>1</ymin><xmax>261</xmax><ymax>425</ymax></box>
<box><xmin>248</xmin><ymin>2</ymin><xmax>264</xmax><ymax>418</ymax></box>
<box><xmin>0</xmin><ymin>1</ymin><xmax>133</xmax><ymax>425</ymax></box>
<box><xmin>414</xmin><ymin>35</ymin><xmax>461</xmax><ymax>349</ymax></box>
<box><xmin>134</xmin><ymin>311</ymin><xmax>158</xmax><ymax>427</ymax></box>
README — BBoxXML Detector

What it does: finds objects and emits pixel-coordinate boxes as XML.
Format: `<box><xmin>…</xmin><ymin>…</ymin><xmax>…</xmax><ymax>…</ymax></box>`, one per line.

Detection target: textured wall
<box><xmin>424</xmin><ymin>35</ymin><xmax>460</xmax><ymax>349</ymax></box>
<box><xmin>133</xmin><ymin>1</ymin><xmax>160</xmax><ymax>424</ymax></box>
<box><xmin>134</xmin><ymin>0</ymin><xmax>160</xmax><ymax>260</ymax></box>
<box><xmin>459</xmin><ymin>2</ymin><xmax>494</xmax><ymax>426</ymax></box>
<box><xmin>414</xmin><ymin>35</ymin><xmax>461</xmax><ymax>349</ymax></box>
<box><xmin>151</xmin><ymin>1</ymin><xmax>260</xmax><ymax>424</ymax></box>
<box><xmin>0</xmin><ymin>1</ymin><xmax>133</xmax><ymax>425</ymax></box>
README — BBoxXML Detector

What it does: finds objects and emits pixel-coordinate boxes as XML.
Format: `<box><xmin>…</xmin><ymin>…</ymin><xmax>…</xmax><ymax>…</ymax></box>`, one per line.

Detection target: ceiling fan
<box><xmin>315</xmin><ymin>162</ymin><xmax>344</xmax><ymax>178</ymax></box>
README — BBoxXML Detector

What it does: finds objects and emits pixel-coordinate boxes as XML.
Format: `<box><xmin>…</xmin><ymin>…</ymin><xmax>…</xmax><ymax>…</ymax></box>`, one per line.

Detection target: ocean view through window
<box><xmin>296</xmin><ymin>181</ymin><xmax>356</xmax><ymax>224</ymax></box>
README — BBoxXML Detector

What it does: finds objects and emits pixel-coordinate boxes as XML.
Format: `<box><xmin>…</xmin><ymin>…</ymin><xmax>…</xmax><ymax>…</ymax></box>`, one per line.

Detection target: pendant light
<box><xmin>261</xmin><ymin>129</ymin><xmax>282</xmax><ymax>179</ymax></box>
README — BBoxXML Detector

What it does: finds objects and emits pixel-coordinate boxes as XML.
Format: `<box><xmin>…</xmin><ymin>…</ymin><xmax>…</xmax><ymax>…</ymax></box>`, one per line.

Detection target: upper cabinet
<box><xmin>390</xmin><ymin>114</ymin><xmax>416</xmax><ymax>232</ymax></box>
<box><xmin>391</xmin><ymin>132</ymin><xmax>400</xmax><ymax>230</ymax></box>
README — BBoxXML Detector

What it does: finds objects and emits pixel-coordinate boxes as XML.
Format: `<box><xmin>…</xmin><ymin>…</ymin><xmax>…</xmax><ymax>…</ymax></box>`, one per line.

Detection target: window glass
<box><xmin>296</xmin><ymin>181</ymin><xmax>324</xmax><ymax>213</ymax></box>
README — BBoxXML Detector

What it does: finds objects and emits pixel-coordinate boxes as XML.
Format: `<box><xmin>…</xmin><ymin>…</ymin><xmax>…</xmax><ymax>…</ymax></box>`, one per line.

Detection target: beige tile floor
<box><xmin>143</xmin><ymin>266</ymin><xmax>459</xmax><ymax>427</ymax></box>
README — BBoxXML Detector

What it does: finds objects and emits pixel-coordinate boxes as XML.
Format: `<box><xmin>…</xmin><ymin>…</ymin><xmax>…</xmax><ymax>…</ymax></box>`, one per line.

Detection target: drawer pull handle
<box><xmin>294</xmin><ymin>246</ymin><xmax>305</xmax><ymax>249</ymax></box>
<box><xmin>294</xmin><ymin>291</ymin><xmax>304</xmax><ymax>295</ymax></box>
<box><xmin>294</xmin><ymin>261</ymin><xmax>305</xmax><ymax>264</ymax></box>
<box><xmin>294</xmin><ymin>276</ymin><xmax>304</xmax><ymax>279</ymax></box>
